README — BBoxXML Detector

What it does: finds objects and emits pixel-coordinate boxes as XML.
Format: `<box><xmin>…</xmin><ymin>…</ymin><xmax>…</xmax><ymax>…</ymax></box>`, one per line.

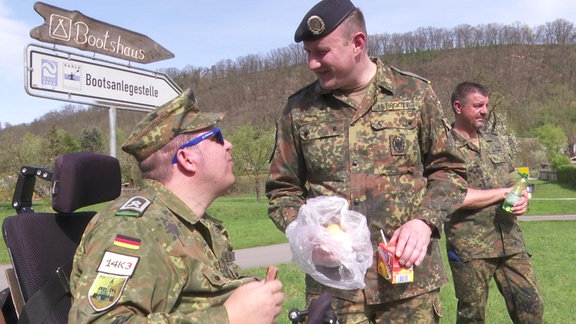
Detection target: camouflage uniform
<box><xmin>266</xmin><ymin>58</ymin><xmax>467</xmax><ymax>322</ymax></box>
<box><xmin>68</xmin><ymin>87</ymin><xmax>249</xmax><ymax>323</ymax></box>
<box><xmin>68</xmin><ymin>179</ymin><xmax>252</xmax><ymax>323</ymax></box>
<box><xmin>444</xmin><ymin>130</ymin><xmax>543</xmax><ymax>323</ymax></box>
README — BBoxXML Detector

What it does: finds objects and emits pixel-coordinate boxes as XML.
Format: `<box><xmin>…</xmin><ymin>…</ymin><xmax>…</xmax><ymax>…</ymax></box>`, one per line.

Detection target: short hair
<box><xmin>139</xmin><ymin>132</ymin><xmax>199</xmax><ymax>183</ymax></box>
<box><xmin>451</xmin><ymin>82</ymin><xmax>490</xmax><ymax>107</ymax></box>
<box><xmin>341</xmin><ymin>9</ymin><xmax>367</xmax><ymax>44</ymax></box>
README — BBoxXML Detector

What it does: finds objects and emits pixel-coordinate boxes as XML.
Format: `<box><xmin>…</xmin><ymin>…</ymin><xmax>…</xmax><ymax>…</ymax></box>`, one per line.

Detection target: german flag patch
<box><xmin>114</xmin><ymin>234</ymin><xmax>141</xmax><ymax>250</ymax></box>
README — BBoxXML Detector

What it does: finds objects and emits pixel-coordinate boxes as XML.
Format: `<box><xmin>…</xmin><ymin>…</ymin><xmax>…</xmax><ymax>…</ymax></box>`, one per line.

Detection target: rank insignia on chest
<box><xmin>115</xmin><ymin>196</ymin><xmax>151</xmax><ymax>217</ymax></box>
<box><xmin>390</xmin><ymin>135</ymin><xmax>407</xmax><ymax>156</ymax></box>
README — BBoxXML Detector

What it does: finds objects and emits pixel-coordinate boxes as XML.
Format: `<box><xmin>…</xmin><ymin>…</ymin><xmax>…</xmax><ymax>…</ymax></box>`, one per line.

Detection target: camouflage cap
<box><xmin>294</xmin><ymin>0</ymin><xmax>356</xmax><ymax>42</ymax></box>
<box><xmin>121</xmin><ymin>89</ymin><xmax>224</xmax><ymax>162</ymax></box>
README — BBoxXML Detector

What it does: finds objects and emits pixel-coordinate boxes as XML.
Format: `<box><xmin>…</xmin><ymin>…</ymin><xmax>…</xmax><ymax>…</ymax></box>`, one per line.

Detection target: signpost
<box><xmin>30</xmin><ymin>2</ymin><xmax>174</xmax><ymax>64</ymax></box>
<box><xmin>25</xmin><ymin>44</ymin><xmax>181</xmax><ymax>110</ymax></box>
<box><xmin>25</xmin><ymin>2</ymin><xmax>180</xmax><ymax>157</ymax></box>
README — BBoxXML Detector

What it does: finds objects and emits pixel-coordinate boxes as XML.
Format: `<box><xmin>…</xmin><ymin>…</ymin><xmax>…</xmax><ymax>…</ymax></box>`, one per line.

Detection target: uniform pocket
<box><xmin>202</xmin><ymin>267</ymin><xmax>228</xmax><ymax>288</ymax></box>
<box><xmin>370</xmin><ymin>110</ymin><xmax>419</xmax><ymax>175</ymax></box>
<box><xmin>300</xmin><ymin>121</ymin><xmax>347</xmax><ymax>181</ymax></box>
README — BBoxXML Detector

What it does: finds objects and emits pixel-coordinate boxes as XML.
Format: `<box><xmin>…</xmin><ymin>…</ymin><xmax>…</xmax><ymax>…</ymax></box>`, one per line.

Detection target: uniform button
<box><xmin>333</xmin><ymin>126</ymin><xmax>338</xmax><ymax>131</ymax></box>
<box><xmin>353</xmin><ymin>199</ymin><xmax>360</xmax><ymax>205</ymax></box>
<box><xmin>214</xmin><ymin>275</ymin><xmax>221</xmax><ymax>281</ymax></box>
<box><xmin>352</xmin><ymin>160</ymin><xmax>358</xmax><ymax>166</ymax></box>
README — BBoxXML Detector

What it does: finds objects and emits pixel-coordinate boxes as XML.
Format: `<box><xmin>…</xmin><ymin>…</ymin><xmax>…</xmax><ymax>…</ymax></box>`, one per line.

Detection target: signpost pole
<box><xmin>109</xmin><ymin>106</ymin><xmax>117</xmax><ymax>158</ymax></box>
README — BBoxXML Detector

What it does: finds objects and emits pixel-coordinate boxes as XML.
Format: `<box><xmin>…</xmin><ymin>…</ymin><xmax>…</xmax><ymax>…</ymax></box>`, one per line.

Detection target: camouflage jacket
<box><xmin>266</xmin><ymin>58</ymin><xmax>467</xmax><ymax>304</ymax></box>
<box><xmin>444</xmin><ymin>130</ymin><xmax>527</xmax><ymax>261</ymax></box>
<box><xmin>68</xmin><ymin>179</ymin><xmax>253</xmax><ymax>323</ymax></box>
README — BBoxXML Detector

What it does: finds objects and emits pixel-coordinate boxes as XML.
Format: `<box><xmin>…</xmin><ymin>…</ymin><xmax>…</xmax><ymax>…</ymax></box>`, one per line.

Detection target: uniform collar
<box><xmin>451</xmin><ymin>127</ymin><xmax>486</xmax><ymax>149</ymax></box>
<box><xmin>372</xmin><ymin>58</ymin><xmax>395</xmax><ymax>94</ymax></box>
<box><xmin>312</xmin><ymin>57</ymin><xmax>395</xmax><ymax>96</ymax></box>
<box><xmin>143</xmin><ymin>179</ymin><xmax>203</xmax><ymax>224</ymax></box>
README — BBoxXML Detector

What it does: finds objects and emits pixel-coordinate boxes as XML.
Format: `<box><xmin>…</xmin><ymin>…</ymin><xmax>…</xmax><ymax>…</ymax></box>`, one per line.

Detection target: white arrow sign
<box><xmin>25</xmin><ymin>44</ymin><xmax>181</xmax><ymax>111</ymax></box>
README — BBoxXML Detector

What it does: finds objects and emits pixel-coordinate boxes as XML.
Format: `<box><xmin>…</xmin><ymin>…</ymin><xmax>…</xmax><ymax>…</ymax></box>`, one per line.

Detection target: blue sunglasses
<box><xmin>171</xmin><ymin>128</ymin><xmax>224</xmax><ymax>164</ymax></box>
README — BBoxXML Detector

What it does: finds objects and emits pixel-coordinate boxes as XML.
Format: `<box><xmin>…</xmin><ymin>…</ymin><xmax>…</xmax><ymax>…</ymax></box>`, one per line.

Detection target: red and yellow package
<box><xmin>377</xmin><ymin>242</ymin><xmax>414</xmax><ymax>284</ymax></box>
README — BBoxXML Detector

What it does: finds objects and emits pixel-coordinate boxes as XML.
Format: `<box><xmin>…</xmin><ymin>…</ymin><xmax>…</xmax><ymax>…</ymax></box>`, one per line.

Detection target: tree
<box><xmin>18</xmin><ymin>132</ymin><xmax>45</xmax><ymax>167</ymax></box>
<box><xmin>533</xmin><ymin>123</ymin><xmax>568</xmax><ymax>160</ymax></box>
<box><xmin>44</xmin><ymin>125</ymin><xmax>79</xmax><ymax>165</ymax></box>
<box><xmin>228</xmin><ymin>125</ymin><xmax>275</xmax><ymax>201</ymax></box>
<box><xmin>80</xmin><ymin>128</ymin><xmax>105</xmax><ymax>153</ymax></box>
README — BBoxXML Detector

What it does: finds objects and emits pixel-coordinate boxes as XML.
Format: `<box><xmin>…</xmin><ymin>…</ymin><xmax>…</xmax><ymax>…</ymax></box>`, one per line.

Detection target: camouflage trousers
<box><xmin>305</xmin><ymin>289</ymin><xmax>442</xmax><ymax>323</ymax></box>
<box><xmin>448</xmin><ymin>251</ymin><xmax>543</xmax><ymax>323</ymax></box>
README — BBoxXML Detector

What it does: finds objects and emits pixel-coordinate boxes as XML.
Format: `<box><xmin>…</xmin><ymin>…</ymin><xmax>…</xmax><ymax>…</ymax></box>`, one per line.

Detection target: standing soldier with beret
<box><xmin>444</xmin><ymin>82</ymin><xmax>543</xmax><ymax>323</ymax></box>
<box><xmin>266</xmin><ymin>0</ymin><xmax>467</xmax><ymax>322</ymax></box>
<box><xmin>68</xmin><ymin>89</ymin><xmax>284</xmax><ymax>323</ymax></box>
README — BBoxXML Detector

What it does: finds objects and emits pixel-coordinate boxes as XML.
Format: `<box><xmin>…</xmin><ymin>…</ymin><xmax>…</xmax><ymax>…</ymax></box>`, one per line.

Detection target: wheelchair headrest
<box><xmin>51</xmin><ymin>152</ymin><xmax>122</xmax><ymax>213</ymax></box>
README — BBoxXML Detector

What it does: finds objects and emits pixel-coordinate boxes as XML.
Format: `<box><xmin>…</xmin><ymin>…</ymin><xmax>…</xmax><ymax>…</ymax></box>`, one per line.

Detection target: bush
<box><xmin>551</xmin><ymin>153</ymin><xmax>572</xmax><ymax>170</ymax></box>
<box><xmin>556</xmin><ymin>165</ymin><xmax>576</xmax><ymax>185</ymax></box>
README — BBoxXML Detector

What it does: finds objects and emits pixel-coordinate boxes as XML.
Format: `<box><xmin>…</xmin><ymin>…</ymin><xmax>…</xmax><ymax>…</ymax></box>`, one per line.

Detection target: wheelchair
<box><xmin>0</xmin><ymin>152</ymin><xmax>338</xmax><ymax>323</ymax></box>
<box><xmin>1</xmin><ymin>152</ymin><xmax>121</xmax><ymax>323</ymax></box>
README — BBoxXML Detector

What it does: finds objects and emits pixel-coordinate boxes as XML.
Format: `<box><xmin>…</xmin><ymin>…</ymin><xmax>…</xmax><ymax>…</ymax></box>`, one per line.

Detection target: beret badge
<box><xmin>307</xmin><ymin>15</ymin><xmax>325</xmax><ymax>35</ymax></box>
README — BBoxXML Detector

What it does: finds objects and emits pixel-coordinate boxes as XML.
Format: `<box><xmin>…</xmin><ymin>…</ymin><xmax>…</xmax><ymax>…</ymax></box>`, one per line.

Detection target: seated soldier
<box><xmin>68</xmin><ymin>89</ymin><xmax>284</xmax><ymax>323</ymax></box>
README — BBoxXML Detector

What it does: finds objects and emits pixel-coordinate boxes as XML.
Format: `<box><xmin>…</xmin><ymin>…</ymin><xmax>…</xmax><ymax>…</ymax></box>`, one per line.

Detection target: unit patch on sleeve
<box><xmin>97</xmin><ymin>251</ymin><xmax>139</xmax><ymax>277</ymax></box>
<box><xmin>88</xmin><ymin>273</ymin><xmax>128</xmax><ymax>312</ymax></box>
<box><xmin>87</xmin><ymin>251</ymin><xmax>140</xmax><ymax>312</ymax></box>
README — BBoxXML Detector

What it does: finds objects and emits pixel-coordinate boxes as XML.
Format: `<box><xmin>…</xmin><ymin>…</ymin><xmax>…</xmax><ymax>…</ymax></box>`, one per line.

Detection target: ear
<box><xmin>174</xmin><ymin>149</ymin><xmax>198</xmax><ymax>173</ymax></box>
<box><xmin>351</xmin><ymin>32</ymin><xmax>366</xmax><ymax>54</ymax></box>
<box><xmin>453</xmin><ymin>101</ymin><xmax>463</xmax><ymax>114</ymax></box>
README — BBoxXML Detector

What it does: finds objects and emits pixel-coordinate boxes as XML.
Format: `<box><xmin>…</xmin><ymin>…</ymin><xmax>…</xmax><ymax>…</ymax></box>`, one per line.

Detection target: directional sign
<box><xmin>30</xmin><ymin>2</ymin><xmax>174</xmax><ymax>64</ymax></box>
<box><xmin>25</xmin><ymin>44</ymin><xmax>182</xmax><ymax>110</ymax></box>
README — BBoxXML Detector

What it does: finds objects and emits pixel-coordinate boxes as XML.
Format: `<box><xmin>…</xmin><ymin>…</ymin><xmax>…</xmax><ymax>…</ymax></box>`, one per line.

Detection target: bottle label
<box><xmin>504</xmin><ymin>193</ymin><xmax>521</xmax><ymax>205</ymax></box>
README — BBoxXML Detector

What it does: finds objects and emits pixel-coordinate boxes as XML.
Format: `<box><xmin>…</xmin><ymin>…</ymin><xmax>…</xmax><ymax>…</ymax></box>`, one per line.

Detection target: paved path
<box><xmin>1</xmin><ymin>215</ymin><xmax>574</xmax><ymax>292</ymax></box>
<box><xmin>234</xmin><ymin>214</ymin><xmax>576</xmax><ymax>269</ymax></box>
<box><xmin>235</xmin><ymin>243</ymin><xmax>293</xmax><ymax>269</ymax></box>
<box><xmin>517</xmin><ymin>214</ymin><xmax>576</xmax><ymax>221</ymax></box>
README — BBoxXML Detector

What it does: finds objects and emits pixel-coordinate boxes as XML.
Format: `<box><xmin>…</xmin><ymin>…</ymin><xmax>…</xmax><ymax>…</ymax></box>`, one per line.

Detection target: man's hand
<box><xmin>389</xmin><ymin>219</ymin><xmax>432</xmax><ymax>268</ymax></box>
<box><xmin>224</xmin><ymin>280</ymin><xmax>284</xmax><ymax>324</ymax></box>
<box><xmin>509</xmin><ymin>189</ymin><xmax>530</xmax><ymax>215</ymax></box>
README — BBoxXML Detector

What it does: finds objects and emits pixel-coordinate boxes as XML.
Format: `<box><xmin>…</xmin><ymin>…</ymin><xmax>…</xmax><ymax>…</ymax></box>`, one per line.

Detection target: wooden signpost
<box><xmin>30</xmin><ymin>2</ymin><xmax>174</xmax><ymax>64</ymax></box>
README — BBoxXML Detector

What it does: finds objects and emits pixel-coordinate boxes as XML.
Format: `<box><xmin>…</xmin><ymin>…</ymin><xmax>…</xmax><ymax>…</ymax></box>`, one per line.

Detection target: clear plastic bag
<box><xmin>286</xmin><ymin>196</ymin><xmax>373</xmax><ymax>290</ymax></box>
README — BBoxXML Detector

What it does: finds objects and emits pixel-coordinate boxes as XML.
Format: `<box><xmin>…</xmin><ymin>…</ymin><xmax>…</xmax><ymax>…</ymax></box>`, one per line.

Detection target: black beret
<box><xmin>294</xmin><ymin>0</ymin><xmax>356</xmax><ymax>42</ymax></box>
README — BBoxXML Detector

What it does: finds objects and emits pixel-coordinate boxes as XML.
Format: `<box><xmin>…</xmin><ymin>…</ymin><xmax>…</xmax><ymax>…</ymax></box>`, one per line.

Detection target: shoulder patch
<box><xmin>88</xmin><ymin>250</ymin><xmax>140</xmax><ymax>311</ymax></box>
<box><xmin>115</xmin><ymin>196</ymin><xmax>151</xmax><ymax>217</ymax></box>
<box><xmin>390</xmin><ymin>66</ymin><xmax>430</xmax><ymax>84</ymax></box>
<box><xmin>88</xmin><ymin>273</ymin><xmax>128</xmax><ymax>312</ymax></box>
<box><xmin>97</xmin><ymin>251</ymin><xmax>139</xmax><ymax>277</ymax></box>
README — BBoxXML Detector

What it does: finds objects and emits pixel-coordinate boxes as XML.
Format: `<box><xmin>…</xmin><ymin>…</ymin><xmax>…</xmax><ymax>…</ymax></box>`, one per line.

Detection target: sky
<box><xmin>1</xmin><ymin>0</ymin><xmax>575</xmax><ymax>126</ymax></box>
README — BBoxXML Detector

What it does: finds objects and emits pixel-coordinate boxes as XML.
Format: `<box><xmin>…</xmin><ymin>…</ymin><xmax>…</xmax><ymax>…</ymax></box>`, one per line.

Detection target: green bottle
<box><xmin>502</xmin><ymin>172</ymin><xmax>528</xmax><ymax>212</ymax></box>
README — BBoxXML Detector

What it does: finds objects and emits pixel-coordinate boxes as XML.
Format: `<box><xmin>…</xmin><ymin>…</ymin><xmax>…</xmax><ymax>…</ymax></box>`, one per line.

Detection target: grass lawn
<box><xmin>524</xmin><ymin>180</ymin><xmax>576</xmax><ymax>215</ymax></box>
<box><xmin>245</xmin><ymin>221</ymin><xmax>576</xmax><ymax>324</ymax></box>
